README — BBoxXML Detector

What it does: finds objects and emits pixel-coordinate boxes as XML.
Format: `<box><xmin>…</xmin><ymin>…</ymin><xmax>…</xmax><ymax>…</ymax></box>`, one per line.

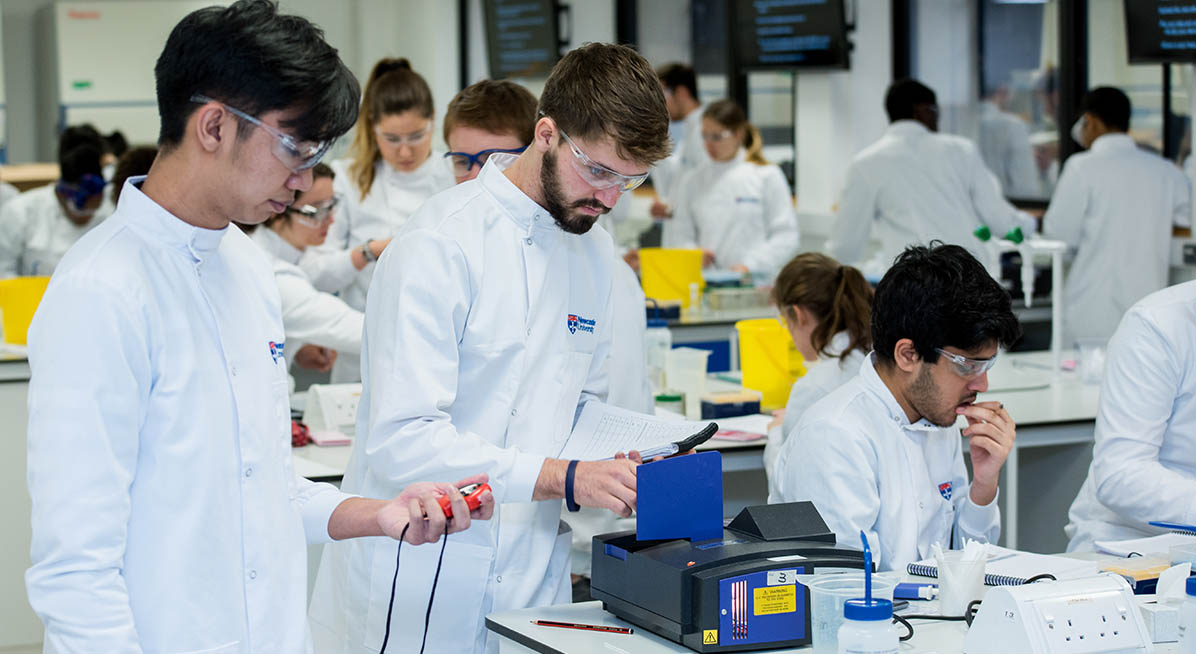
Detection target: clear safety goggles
<box><xmin>445</xmin><ymin>147</ymin><xmax>526</xmax><ymax>176</ymax></box>
<box><xmin>935</xmin><ymin>347</ymin><xmax>998</xmax><ymax>378</ymax></box>
<box><xmin>559</xmin><ymin>129</ymin><xmax>648</xmax><ymax>193</ymax></box>
<box><xmin>374</xmin><ymin>124</ymin><xmax>433</xmax><ymax>148</ymax></box>
<box><xmin>191</xmin><ymin>94</ymin><xmax>331</xmax><ymax>173</ymax></box>
<box><xmin>702</xmin><ymin>129</ymin><xmax>734</xmax><ymax>143</ymax></box>
<box><xmin>287</xmin><ymin>194</ymin><xmax>340</xmax><ymax>227</ymax></box>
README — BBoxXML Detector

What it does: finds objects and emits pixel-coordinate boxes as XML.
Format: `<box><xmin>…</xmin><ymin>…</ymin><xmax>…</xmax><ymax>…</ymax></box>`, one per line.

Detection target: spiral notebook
<box><xmin>906</xmin><ymin>546</ymin><xmax>1097</xmax><ymax>587</ymax></box>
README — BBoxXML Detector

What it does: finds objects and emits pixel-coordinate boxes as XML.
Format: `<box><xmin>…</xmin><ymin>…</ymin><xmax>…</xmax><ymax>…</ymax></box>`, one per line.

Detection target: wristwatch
<box><xmin>359</xmin><ymin>239</ymin><xmax>377</xmax><ymax>263</ymax></box>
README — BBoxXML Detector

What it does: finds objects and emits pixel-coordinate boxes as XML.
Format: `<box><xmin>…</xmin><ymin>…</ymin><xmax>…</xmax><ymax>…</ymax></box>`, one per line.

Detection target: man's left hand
<box><xmin>377</xmin><ymin>473</ymin><xmax>494</xmax><ymax>545</ymax></box>
<box><xmin>959</xmin><ymin>401</ymin><xmax>1015</xmax><ymax>505</ymax></box>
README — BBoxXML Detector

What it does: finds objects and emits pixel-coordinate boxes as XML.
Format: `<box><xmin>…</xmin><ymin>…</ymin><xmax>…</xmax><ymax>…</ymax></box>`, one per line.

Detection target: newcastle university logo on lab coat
<box><xmin>938</xmin><ymin>481</ymin><xmax>953</xmax><ymax>501</ymax></box>
<box><xmin>268</xmin><ymin>341</ymin><xmax>285</xmax><ymax>364</ymax></box>
<box><xmin>566</xmin><ymin>313</ymin><xmax>596</xmax><ymax>335</ymax></box>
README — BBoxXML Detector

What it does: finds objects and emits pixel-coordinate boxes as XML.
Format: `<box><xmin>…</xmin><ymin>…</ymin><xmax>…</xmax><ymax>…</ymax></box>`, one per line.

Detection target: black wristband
<box><xmin>564</xmin><ymin>459</ymin><xmax>581</xmax><ymax>512</ymax></box>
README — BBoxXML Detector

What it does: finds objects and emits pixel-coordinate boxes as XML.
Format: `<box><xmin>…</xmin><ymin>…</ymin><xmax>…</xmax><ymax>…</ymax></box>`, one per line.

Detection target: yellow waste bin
<box><xmin>0</xmin><ymin>276</ymin><xmax>51</xmax><ymax>346</ymax></box>
<box><xmin>639</xmin><ymin>248</ymin><xmax>704</xmax><ymax>309</ymax></box>
<box><xmin>735</xmin><ymin>318</ymin><xmax>806</xmax><ymax>410</ymax></box>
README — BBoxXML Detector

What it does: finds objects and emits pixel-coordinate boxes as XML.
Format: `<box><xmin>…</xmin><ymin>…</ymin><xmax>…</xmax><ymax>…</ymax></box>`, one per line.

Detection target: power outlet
<box><xmin>1033</xmin><ymin>592</ymin><xmax>1141</xmax><ymax>652</ymax></box>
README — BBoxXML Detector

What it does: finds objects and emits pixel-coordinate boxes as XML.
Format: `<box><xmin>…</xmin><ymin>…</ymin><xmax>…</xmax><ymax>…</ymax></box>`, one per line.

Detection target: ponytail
<box><xmin>743</xmin><ymin>124</ymin><xmax>768</xmax><ymax>165</ymax></box>
<box><xmin>348</xmin><ymin>58</ymin><xmax>434</xmax><ymax>199</ymax></box>
<box><xmin>771</xmin><ymin>253</ymin><xmax>873</xmax><ymax>361</ymax></box>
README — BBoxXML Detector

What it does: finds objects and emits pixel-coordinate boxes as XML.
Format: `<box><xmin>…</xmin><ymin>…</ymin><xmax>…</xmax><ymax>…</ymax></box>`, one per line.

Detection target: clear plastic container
<box><xmin>1180</xmin><ymin>577</ymin><xmax>1196</xmax><ymax>653</ymax></box>
<box><xmin>644</xmin><ymin>318</ymin><xmax>672</xmax><ymax>392</ymax></box>
<box><xmin>665</xmin><ymin>347</ymin><xmax>710</xmax><ymax>420</ymax></box>
<box><xmin>799</xmin><ymin>573</ymin><xmax>899</xmax><ymax>654</ymax></box>
<box><xmin>838</xmin><ymin>598</ymin><xmax>898</xmax><ymax>654</ymax></box>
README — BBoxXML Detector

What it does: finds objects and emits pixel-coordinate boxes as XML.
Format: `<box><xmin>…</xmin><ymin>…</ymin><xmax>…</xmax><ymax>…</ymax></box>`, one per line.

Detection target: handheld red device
<box><xmin>436</xmin><ymin>482</ymin><xmax>490</xmax><ymax>519</ymax></box>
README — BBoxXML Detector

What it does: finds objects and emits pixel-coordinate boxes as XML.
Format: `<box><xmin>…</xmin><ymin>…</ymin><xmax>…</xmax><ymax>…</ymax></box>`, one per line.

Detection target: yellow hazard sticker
<box><xmin>753</xmin><ymin>585</ymin><xmax>797</xmax><ymax>615</ymax></box>
<box><xmin>703</xmin><ymin>629</ymin><xmax>718</xmax><ymax>644</ymax></box>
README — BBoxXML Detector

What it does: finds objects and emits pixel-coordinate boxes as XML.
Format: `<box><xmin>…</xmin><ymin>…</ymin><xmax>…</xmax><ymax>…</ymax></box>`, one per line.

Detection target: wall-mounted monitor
<box><xmin>1124</xmin><ymin>0</ymin><xmax>1196</xmax><ymax>64</ymax></box>
<box><xmin>732</xmin><ymin>0</ymin><xmax>850</xmax><ymax>71</ymax></box>
<box><xmin>484</xmin><ymin>0</ymin><xmax>560</xmax><ymax>79</ymax></box>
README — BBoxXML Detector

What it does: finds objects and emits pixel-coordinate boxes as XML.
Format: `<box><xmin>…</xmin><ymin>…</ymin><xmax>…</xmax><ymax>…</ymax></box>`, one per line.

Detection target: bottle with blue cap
<box><xmin>839</xmin><ymin>532</ymin><xmax>898</xmax><ymax>654</ymax></box>
<box><xmin>1180</xmin><ymin>576</ymin><xmax>1196</xmax><ymax>653</ymax></box>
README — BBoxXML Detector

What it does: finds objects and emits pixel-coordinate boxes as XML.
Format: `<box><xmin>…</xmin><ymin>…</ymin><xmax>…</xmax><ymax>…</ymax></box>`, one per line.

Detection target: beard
<box><xmin>540</xmin><ymin>148</ymin><xmax>609</xmax><ymax>235</ymax></box>
<box><xmin>908</xmin><ymin>364</ymin><xmax>972</xmax><ymax>428</ymax></box>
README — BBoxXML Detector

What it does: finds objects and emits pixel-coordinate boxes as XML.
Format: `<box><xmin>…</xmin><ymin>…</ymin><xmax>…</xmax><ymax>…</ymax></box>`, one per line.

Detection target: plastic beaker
<box><xmin>0</xmin><ymin>276</ymin><xmax>50</xmax><ymax>345</ymax></box>
<box><xmin>1075</xmin><ymin>337</ymin><xmax>1107</xmax><ymax>385</ymax></box>
<box><xmin>799</xmin><ymin>572</ymin><xmax>898</xmax><ymax>654</ymax></box>
<box><xmin>937</xmin><ymin>550</ymin><xmax>986</xmax><ymax>615</ymax></box>
<box><xmin>665</xmin><ymin>347</ymin><xmax>710</xmax><ymax>420</ymax></box>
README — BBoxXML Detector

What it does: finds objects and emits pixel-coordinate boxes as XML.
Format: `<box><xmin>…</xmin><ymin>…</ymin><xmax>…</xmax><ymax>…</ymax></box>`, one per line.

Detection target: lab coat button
<box><xmin>510</xmin><ymin>408</ymin><xmax>518</xmax><ymax>416</ymax></box>
<box><xmin>496</xmin><ymin>576</ymin><xmax>502</xmax><ymax>583</ymax></box>
<box><xmin>231</xmin><ymin>366</ymin><xmax>239</xmax><ymax>377</ymax></box>
<box><xmin>248</xmin><ymin>570</ymin><xmax>257</xmax><ymax>580</ymax></box>
<box><xmin>244</xmin><ymin>466</ymin><xmax>253</xmax><ymax>478</ymax></box>
<box><xmin>524</xmin><ymin>237</ymin><xmax>532</xmax><ymax>245</ymax></box>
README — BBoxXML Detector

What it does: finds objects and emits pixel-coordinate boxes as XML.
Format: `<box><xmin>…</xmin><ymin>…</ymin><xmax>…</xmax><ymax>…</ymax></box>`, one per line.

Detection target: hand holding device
<box><xmin>437</xmin><ymin>482</ymin><xmax>491</xmax><ymax>519</ymax></box>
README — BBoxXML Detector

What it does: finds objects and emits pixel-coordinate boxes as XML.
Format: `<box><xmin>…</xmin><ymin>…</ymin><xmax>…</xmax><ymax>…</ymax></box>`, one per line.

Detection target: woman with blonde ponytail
<box><xmin>299</xmin><ymin>57</ymin><xmax>453</xmax><ymax>382</ymax></box>
<box><xmin>763</xmin><ymin>252</ymin><xmax>874</xmax><ymax>500</ymax></box>
<box><xmin>662</xmin><ymin>99</ymin><xmax>799</xmax><ymax>276</ymax></box>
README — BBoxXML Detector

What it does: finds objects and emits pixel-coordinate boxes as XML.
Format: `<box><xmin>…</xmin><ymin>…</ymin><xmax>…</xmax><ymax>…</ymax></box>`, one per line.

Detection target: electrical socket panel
<box><xmin>964</xmin><ymin>574</ymin><xmax>1153</xmax><ymax>654</ymax></box>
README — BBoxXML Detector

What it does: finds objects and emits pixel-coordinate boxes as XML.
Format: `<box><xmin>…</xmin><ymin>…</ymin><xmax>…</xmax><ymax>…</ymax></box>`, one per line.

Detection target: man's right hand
<box><xmin>534</xmin><ymin>458</ymin><xmax>638</xmax><ymax>517</ymax></box>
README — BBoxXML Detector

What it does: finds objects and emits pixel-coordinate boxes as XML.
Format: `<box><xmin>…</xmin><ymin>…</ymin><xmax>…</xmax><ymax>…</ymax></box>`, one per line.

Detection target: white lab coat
<box><xmin>764</xmin><ymin>332</ymin><xmax>865</xmax><ymax>500</ymax></box>
<box><xmin>250</xmin><ymin>227</ymin><xmax>363</xmax><ymax>367</ymax></box>
<box><xmin>828</xmin><ymin>120</ymin><xmax>1035</xmax><ymax>274</ymax></box>
<box><xmin>1065</xmin><ymin>280</ymin><xmax>1196</xmax><ymax>552</ymax></box>
<box><xmin>308</xmin><ymin>154</ymin><xmax>615</xmax><ymax>653</ymax></box>
<box><xmin>771</xmin><ymin>355</ymin><xmax>1000</xmax><ymax>572</ymax></box>
<box><xmin>25</xmin><ymin>177</ymin><xmax>351</xmax><ymax>653</ymax></box>
<box><xmin>1043</xmin><ymin>133</ymin><xmax>1191</xmax><ymax>345</ymax></box>
<box><xmin>0</xmin><ymin>184</ymin><xmax>113</xmax><ymax>277</ymax></box>
<box><xmin>977</xmin><ymin>101</ymin><xmax>1041</xmax><ymax>199</ymax></box>
<box><xmin>664</xmin><ymin>150</ymin><xmax>800</xmax><ymax>275</ymax></box>
<box><xmin>0</xmin><ymin>181</ymin><xmax>18</xmax><ymax>210</ymax></box>
<box><xmin>299</xmin><ymin>155</ymin><xmax>453</xmax><ymax>382</ymax></box>
<box><xmin>653</xmin><ymin>105</ymin><xmax>710</xmax><ymax>201</ymax></box>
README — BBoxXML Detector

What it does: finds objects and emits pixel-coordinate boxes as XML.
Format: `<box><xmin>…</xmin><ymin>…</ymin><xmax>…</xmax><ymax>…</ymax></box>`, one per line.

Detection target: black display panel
<box><xmin>1125</xmin><ymin>0</ymin><xmax>1196</xmax><ymax>64</ymax></box>
<box><xmin>732</xmin><ymin>0</ymin><xmax>850</xmax><ymax>70</ymax></box>
<box><xmin>484</xmin><ymin>0</ymin><xmax>560</xmax><ymax>79</ymax></box>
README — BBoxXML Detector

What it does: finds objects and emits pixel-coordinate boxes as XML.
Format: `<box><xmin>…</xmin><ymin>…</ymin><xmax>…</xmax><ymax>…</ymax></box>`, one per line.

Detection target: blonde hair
<box><xmin>347</xmin><ymin>58</ymin><xmax>434</xmax><ymax>200</ymax></box>
<box><xmin>704</xmin><ymin>99</ymin><xmax>768</xmax><ymax>165</ymax></box>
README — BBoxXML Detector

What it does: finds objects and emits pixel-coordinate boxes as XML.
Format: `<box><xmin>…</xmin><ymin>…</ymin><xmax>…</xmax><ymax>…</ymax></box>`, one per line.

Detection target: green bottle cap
<box><xmin>1004</xmin><ymin>227</ymin><xmax>1025</xmax><ymax>244</ymax></box>
<box><xmin>974</xmin><ymin>225</ymin><xmax>992</xmax><ymax>241</ymax></box>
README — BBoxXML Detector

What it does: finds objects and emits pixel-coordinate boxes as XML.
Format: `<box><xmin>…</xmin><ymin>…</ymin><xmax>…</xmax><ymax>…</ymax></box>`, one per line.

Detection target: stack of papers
<box><xmin>1095</xmin><ymin>533</ymin><xmax>1196</xmax><ymax>558</ymax></box>
<box><xmin>558</xmin><ymin>403</ymin><xmax>713</xmax><ymax>460</ymax></box>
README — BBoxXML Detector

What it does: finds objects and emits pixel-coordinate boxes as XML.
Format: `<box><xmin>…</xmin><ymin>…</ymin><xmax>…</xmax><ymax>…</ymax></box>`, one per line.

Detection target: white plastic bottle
<box><xmin>1180</xmin><ymin>577</ymin><xmax>1196</xmax><ymax>653</ymax></box>
<box><xmin>644</xmin><ymin>317</ymin><xmax>672</xmax><ymax>391</ymax></box>
<box><xmin>838</xmin><ymin>598</ymin><xmax>898</xmax><ymax>654</ymax></box>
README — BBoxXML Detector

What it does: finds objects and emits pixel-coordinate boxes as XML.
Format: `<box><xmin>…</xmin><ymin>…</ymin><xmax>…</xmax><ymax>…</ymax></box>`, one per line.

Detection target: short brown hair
<box><xmin>265</xmin><ymin>162</ymin><xmax>335</xmax><ymax>230</ymax></box>
<box><xmin>444</xmin><ymin>79</ymin><xmax>538</xmax><ymax>146</ymax></box>
<box><xmin>771</xmin><ymin>253</ymin><xmax>873</xmax><ymax>361</ymax></box>
<box><xmin>538</xmin><ymin>43</ymin><xmax>671</xmax><ymax>165</ymax></box>
<box><xmin>347</xmin><ymin>58</ymin><xmax>434</xmax><ymax>199</ymax></box>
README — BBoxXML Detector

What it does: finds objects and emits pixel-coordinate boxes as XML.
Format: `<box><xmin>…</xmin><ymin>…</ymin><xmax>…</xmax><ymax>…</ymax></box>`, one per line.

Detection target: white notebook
<box><xmin>1094</xmin><ymin>533</ymin><xmax>1196</xmax><ymax>558</ymax></box>
<box><xmin>907</xmin><ymin>545</ymin><xmax>1097</xmax><ymax>586</ymax></box>
<box><xmin>557</xmin><ymin>402</ymin><xmax>714</xmax><ymax>461</ymax></box>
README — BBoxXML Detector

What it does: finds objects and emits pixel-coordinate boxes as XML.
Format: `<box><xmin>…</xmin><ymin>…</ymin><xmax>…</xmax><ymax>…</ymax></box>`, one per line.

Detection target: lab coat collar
<box><xmin>1089</xmin><ymin>132</ymin><xmax>1137</xmax><ymax>154</ymax></box>
<box><xmin>477</xmin><ymin>153</ymin><xmax>558</xmax><ymax>233</ymax></box>
<box><xmin>711</xmin><ymin>149</ymin><xmax>747</xmax><ymax>169</ymax></box>
<box><xmin>379</xmin><ymin>151</ymin><xmax>448</xmax><ymax>187</ymax></box>
<box><xmin>858</xmin><ymin>353</ymin><xmax>941</xmax><ymax>432</ymax></box>
<box><xmin>253</xmin><ymin>226</ymin><xmax>304</xmax><ymax>265</ymax></box>
<box><xmin>118</xmin><ymin>176</ymin><xmax>227</xmax><ymax>262</ymax></box>
<box><xmin>885</xmin><ymin>120</ymin><xmax>931</xmax><ymax>139</ymax></box>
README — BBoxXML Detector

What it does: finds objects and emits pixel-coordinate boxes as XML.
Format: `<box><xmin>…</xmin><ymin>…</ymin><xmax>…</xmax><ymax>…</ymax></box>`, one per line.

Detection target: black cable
<box><xmin>419</xmin><ymin>534</ymin><xmax>451</xmax><ymax>654</ymax></box>
<box><xmin>378</xmin><ymin>524</ymin><xmax>452</xmax><ymax>654</ymax></box>
<box><xmin>379</xmin><ymin>524</ymin><xmax>411</xmax><ymax>653</ymax></box>
<box><xmin>1022</xmin><ymin>573</ymin><xmax>1057</xmax><ymax>584</ymax></box>
<box><xmin>895</xmin><ymin>599</ymin><xmax>983</xmax><ymax>640</ymax></box>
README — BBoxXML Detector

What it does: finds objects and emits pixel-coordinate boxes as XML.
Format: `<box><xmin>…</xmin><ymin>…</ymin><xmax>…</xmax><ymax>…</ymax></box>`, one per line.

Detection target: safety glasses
<box><xmin>559</xmin><ymin>129</ymin><xmax>648</xmax><ymax>193</ymax></box>
<box><xmin>445</xmin><ymin>146</ymin><xmax>526</xmax><ymax>177</ymax></box>
<box><xmin>934</xmin><ymin>347</ymin><xmax>998</xmax><ymax>378</ymax></box>
<box><xmin>287</xmin><ymin>194</ymin><xmax>340</xmax><ymax>227</ymax></box>
<box><xmin>190</xmin><ymin>94</ymin><xmax>331</xmax><ymax>173</ymax></box>
<box><xmin>374</xmin><ymin>124</ymin><xmax>433</xmax><ymax>148</ymax></box>
<box><xmin>702</xmin><ymin>129</ymin><xmax>734</xmax><ymax>143</ymax></box>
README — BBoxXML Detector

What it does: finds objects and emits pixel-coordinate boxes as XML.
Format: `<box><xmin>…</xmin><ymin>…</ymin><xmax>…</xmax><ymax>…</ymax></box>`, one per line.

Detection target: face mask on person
<box><xmin>1070</xmin><ymin>116</ymin><xmax>1086</xmax><ymax>147</ymax></box>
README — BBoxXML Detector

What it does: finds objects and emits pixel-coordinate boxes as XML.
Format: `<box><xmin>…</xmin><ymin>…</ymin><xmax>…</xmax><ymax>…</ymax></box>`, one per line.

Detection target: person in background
<box><xmin>977</xmin><ymin>83</ymin><xmax>1040</xmax><ymax>198</ymax></box>
<box><xmin>827</xmin><ymin>79</ymin><xmax>1035</xmax><ymax>277</ymax></box>
<box><xmin>651</xmin><ymin>62</ymin><xmax>709</xmax><ymax>220</ymax></box>
<box><xmin>1043</xmin><ymin>86</ymin><xmax>1191</xmax><ymax>346</ymax></box>
<box><xmin>252</xmin><ymin>162</ymin><xmax>362</xmax><ymax>373</ymax></box>
<box><xmin>111</xmin><ymin>145</ymin><xmax>158</xmax><ymax>204</ymax></box>
<box><xmin>24</xmin><ymin>2</ymin><xmax>492</xmax><ymax>652</ymax></box>
<box><xmin>763</xmin><ymin>253</ymin><xmax>873</xmax><ymax>500</ymax></box>
<box><xmin>1065</xmin><ymin>280</ymin><xmax>1196</xmax><ymax>551</ymax></box>
<box><xmin>663</xmin><ymin>99</ymin><xmax>799</xmax><ymax>277</ymax></box>
<box><xmin>101</xmin><ymin>130</ymin><xmax>129</xmax><ymax>179</ymax></box>
<box><xmin>443</xmin><ymin>79</ymin><xmax>535</xmax><ymax>184</ymax></box>
<box><xmin>0</xmin><ymin>125</ymin><xmax>113</xmax><ymax>277</ymax></box>
<box><xmin>773</xmin><ymin>244</ymin><xmax>1019</xmax><ymax>572</ymax></box>
<box><xmin>300</xmin><ymin>57</ymin><xmax>453</xmax><ymax>382</ymax></box>
<box><xmin>308</xmin><ymin>43</ymin><xmax>672</xmax><ymax>652</ymax></box>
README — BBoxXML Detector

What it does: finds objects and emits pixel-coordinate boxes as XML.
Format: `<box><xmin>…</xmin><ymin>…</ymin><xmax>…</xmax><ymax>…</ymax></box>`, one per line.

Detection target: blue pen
<box><xmin>1149</xmin><ymin>521</ymin><xmax>1196</xmax><ymax>535</ymax></box>
<box><xmin>895</xmin><ymin>582</ymin><xmax>938</xmax><ymax>600</ymax></box>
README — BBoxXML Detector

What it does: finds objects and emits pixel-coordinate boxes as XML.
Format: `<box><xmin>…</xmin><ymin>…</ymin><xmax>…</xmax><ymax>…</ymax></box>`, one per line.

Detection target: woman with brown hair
<box><xmin>764</xmin><ymin>252</ymin><xmax>874</xmax><ymax>500</ymax></box>
<box><xmin>300</xmin><ymin>57</ymin><xmax>453</xmax><ymax>382</ymax></box>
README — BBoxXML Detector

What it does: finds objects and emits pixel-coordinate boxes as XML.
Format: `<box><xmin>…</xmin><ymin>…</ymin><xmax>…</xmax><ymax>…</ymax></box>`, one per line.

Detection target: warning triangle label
<box><xmin>703</xmin><ymin>629</ymin><xmax>718</xmax><ymax>644</ymax></box>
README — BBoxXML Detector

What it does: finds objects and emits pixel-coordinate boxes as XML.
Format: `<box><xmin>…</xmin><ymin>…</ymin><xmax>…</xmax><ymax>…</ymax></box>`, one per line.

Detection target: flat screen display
<box><xmin>484</xmin><ymin>0</ymin><xmax>559</xmax><ymax>79</ymax></box>
<box><xmin>733</xmin><ymin>0</ymin><xmax>850</xmax><ymax>70</ymax></box>
<box><xmin>1124</xmin><ymin>0</ymin><xmax>1196</xmax><ymax>64</ymax></box>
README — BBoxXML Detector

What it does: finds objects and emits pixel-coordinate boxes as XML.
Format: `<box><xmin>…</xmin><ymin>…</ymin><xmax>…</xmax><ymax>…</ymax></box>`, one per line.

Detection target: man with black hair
<box><xmin>0</xmin><ymin>125</ymin><xmax>113</xmax><ymax>277</ymax></box>
<box><xmin>828</xmin><ymin>78</ymin><xmax>1036</xmax><ymax>276</ymax></box>
<box><xmin>24</xmin><ymin>2</ymin><xmax>492</xmax><ymax>652</ymax></box>
<box><xmin>773</xmin><ymin>243</ymin><xmax>1021</xmax><ymax>572</ymax></box>
<box><xmin>1044</xmin><ymin>86</ymin><xmax>1191</xmax><ymax>345</ymax></box>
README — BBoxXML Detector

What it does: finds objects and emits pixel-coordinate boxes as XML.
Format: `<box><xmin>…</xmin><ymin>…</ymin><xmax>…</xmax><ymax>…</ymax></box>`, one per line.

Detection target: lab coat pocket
<box><xmin>160</xmin><ymin>642</ymin><xmax>239</xmax><ymax>654</ymax></box>
<box><xmin>364</xmin><ymin>536</ymin><xmax>495</xmax><ymax>653</ymax></box>
<box><xmin>551</xmin><ymin>351</ymin><xmax>594</xmax><ymax>450</ymax></box>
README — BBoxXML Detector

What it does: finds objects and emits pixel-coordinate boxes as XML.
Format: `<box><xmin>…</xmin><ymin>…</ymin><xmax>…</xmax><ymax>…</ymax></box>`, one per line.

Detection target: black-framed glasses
<box><xmin>444</xmin><ymin>147</ymin><xmax>527</xmax><ymax>176</ymax></box>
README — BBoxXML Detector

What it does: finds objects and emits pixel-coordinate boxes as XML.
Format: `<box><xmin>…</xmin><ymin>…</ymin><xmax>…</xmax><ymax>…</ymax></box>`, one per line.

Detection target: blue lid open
<box><xmin>844</xmin><ymin>598</ymin><xmax>893</xmax><ymax>621</ymax></box>
<box><xmin>1187</xmin><ymin>576</ymin><xmax>1196</xmax><ymax>596</ymax></box>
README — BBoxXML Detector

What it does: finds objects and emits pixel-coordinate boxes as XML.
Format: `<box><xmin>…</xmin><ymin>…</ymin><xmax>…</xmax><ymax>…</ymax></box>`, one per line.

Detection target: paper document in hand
<box><xmin>558</xmin><ymin>402</ymin><xmax>713</xmax><ymax>461</ymax></box>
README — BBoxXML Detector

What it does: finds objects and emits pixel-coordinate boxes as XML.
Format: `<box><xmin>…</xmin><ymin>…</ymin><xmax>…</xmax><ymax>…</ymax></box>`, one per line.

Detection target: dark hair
<box><xmin>772</xmin><ymin>253</ymin><xmax>872</xmax><ymax>361</ymax></box>
<box><xmin>885</xmin><ymin>78</ymin><xmax>937</xmax><ymax>122</ymax></box>
<box><xmin>348</xmin><ymin>58</ymin><xmax>435</xmax><ymax>198</ymax></box>
<box><xmin>872</xmin><ymin>243</ymin><xmax>1021</xmax><ymax>367</ymax></box>
<box><xmin>154</xmin><ymin>0</ymin><xmax>360</xmax><ymax>152</ymax></box>
<box><xmin>112</xmin><ymin>146</ymin><xmax>159</xmax><ymax>204</ymax></box>
<box><xmin>444</xmin><ymin>79</ymin><xmax>538</xmax><ymax>146</ymax></box>
<box><xmin>657</xmin><ymin>62</ymin><xmax>698</xmax><ymax>99</ymax></box>
<box><xmin>704</xmin><ymin>99</ymin><xmax>768</xmax><ymax>165</ymax></box>
<box><xmin>1081</xmin><ymin>86</ymin><xmax>1131</xmax><ymax>132</ymax></box>
<box><xmin>539</xmin><ymin>43</ymin><xmax>671</xmax><ymax>165</ymax></box>
<box><xmin>266</xmin><ymin>162</ymin><xmax>335</xmax><ymax>230</ymax></box>
<box><xmin>58</xmin><ymin>125</ymin><xmax>104</xmax><ymax>184</ymax></box>
<box><xmin>104</xmin><ymin>131</ymin><xmax>129</xmax><ymax>158</ymax></box>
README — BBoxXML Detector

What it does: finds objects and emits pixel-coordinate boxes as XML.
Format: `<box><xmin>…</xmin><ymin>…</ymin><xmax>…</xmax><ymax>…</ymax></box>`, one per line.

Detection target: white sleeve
<box><xmin>826</xmin><ymin>161</ymin><xmax>876</xmax><ymax>266</ymax></box>
<box><xmin>1091</xmin><ymin>311</ymin><xmax>1196</xmax><ymax>527</ymax></box>
<box><xmin>661</xmin><ymin>171</ymin><xmax>699</xmax><ymax>249</ymax></box>
<box><xmin>0</xmin><ymin>199</ymin><xmax>27</xmax><ymax>278</ymax></box>
<box><xmin>361</xmin><ymin>229</ymin><xmax>546</xmax><ymax>504</ymax></box>
<box><xmin>277</xmin><ymin>272</ymin><xmax>364</xmax><ymax>355</ymax></box>
<box><xmin>1041</xmin><ymin>159</ymin><xmax>1089</xmax><ymax>251</ymax></box>
<box><xmin>953</xmin><ymin>437</ymin><xmax>1001</xmax><ymax>546</ymax></box>
<box><xmin>966</xmin><ymin>143</ymin><xmax>1036</xmax><ymax>236</ymax></box>
<box><xmin>742</xmin><ymin>166</ymin><xmax>799</xmax><ymax>274</ymax></box>
<box><xmin>25</xmin><ymin>274</ymin><xmax>150</xmax><ymax>652</ymax></box>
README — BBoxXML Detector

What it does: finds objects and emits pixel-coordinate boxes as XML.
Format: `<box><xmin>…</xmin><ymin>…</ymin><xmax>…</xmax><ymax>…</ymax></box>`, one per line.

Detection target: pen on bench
<box><xmin>530</xmin><ymin>619</ymin><xmax>633</xmax><ymax>634</ymax></box>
